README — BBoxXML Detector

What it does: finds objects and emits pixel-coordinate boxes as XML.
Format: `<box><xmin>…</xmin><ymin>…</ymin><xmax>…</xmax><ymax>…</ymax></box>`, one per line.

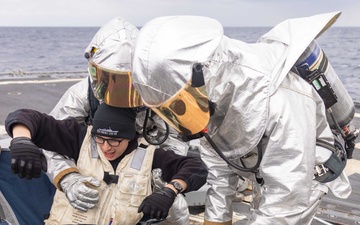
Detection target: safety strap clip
<box><xmin>314</xmin><ymin>164</ymin><xmax>329</xmax><ymax>178</ymax></box>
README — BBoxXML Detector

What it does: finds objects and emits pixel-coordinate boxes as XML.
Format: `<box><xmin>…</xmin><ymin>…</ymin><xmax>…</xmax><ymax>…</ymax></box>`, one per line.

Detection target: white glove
<box><xmin>60</xmin><ymin>172</ymin><xmax>101</xmax><ymax>212</ymax></box>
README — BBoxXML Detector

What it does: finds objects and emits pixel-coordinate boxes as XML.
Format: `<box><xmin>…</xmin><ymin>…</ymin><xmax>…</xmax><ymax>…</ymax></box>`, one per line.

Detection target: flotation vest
<box><xmin>45</xmin><ymin>126</ymin><xmax>155</xmax><ymax>225</ymax></box>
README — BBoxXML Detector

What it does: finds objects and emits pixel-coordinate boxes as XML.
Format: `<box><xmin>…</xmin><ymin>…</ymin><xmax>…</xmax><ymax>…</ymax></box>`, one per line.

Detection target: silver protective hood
<box><xmin>84</xmin><ymin>17</ymin><xmax>139</xmax><ymax>71</ymax></box>
<box><xmin>132</xmin><ymin>15</ymin><xmax>223</xmax><ymax>106</ymax></box>
<box><xmin>85</xmin><ymin>17</ymin><xmax>143</xmax><ymax>108</ymax></box>
<box><xmin>132</xmin><ymin>12</ymin><xmax>341</xmax><ymax>158</ymax></box>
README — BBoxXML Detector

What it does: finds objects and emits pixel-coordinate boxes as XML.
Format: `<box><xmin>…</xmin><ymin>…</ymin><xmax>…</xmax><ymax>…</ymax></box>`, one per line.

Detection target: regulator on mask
<box><xmin>294</xmin><ymin>40</ymin><xmax>359</xmax><ymax>160</ymax></box>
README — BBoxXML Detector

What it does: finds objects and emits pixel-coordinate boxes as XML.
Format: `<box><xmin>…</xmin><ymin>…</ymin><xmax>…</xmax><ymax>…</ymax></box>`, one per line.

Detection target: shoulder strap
<box><xmin>86</xmin><ymin>76</ymin><xmax>100</xmax><ymax>125</ymax></box>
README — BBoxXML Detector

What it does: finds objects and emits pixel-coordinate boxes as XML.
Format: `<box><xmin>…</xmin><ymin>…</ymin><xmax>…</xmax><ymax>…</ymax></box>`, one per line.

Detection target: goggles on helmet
<box><xmin>150</xmin><ymin>63</ymin><xmax>210</xmax><ymax>136</ymax></box>
<box><xmin>88</xmin><ymin>61</ymin><xmax>143</xmax><ymax>108</ymax></box>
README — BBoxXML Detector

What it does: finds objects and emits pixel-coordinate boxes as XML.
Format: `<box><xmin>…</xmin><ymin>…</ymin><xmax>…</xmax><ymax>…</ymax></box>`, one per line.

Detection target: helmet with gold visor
<box><xmin>132</xmin><ymin>16</ymin><xmax>223</xmax><ymax>136</ymax></box>
<box><xmin>84</xmin><ymin>17</ymin><xmax>143</xmax><ymax>108</ymax></box>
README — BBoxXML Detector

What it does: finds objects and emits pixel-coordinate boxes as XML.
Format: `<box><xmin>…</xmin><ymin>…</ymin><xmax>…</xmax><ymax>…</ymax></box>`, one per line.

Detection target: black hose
<box><xmin>142</xmin><ymin>108</ymin><xmax>170</xmax><ymax>145</ymax></box>
<box><xmin>327</xmin><ymin>108</ymin><xmax>345</xmax><ymax>137</ymax></box>
<box><xmin>202</xmin><ymin>131</ymin><xmax>262</xmax><ymax>173</ymax></box>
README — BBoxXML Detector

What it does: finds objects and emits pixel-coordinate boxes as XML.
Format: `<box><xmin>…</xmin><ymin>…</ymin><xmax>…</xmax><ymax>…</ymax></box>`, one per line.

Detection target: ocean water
<box><xmin>0</xmin><ymin>26</ymin><xmax>359</xmax><ymax>101</ymax></box>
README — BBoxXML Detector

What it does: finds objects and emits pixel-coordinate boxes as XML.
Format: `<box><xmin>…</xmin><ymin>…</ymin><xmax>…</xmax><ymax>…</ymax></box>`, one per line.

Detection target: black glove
<box><xmin>9</xmin><ymin>137</ymin><xmax>47</xmax><ymax>179</ymax></box>
<box><xmin>138</xmin><ymin>187</ymin><xmax>177</xmax><ymax>220</ymax></box>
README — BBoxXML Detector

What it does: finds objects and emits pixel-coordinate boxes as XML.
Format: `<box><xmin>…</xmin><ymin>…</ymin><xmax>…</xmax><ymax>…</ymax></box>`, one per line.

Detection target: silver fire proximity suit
<box><xmin>46</xmin><ymin>17</ymin><xmax>189</xmax><ymax>224</ymax></box>
<box><xmin>131</xmin><ymin>12</ymin><xmax>352</xmax><ymax>225</ymax></box>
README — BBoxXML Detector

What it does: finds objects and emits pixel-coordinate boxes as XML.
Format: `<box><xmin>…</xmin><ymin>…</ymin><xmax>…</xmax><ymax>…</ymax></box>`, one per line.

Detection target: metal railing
<box><xmin>0</xmin><ymin>70</ymin><xmax>88</xmax><ymax>78</ymax></box>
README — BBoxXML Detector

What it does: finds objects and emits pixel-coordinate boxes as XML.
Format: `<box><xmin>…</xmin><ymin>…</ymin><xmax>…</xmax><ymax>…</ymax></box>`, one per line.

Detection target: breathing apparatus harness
<box><xmin>182</xmin><ymin>62</ymin><xmax>358</xmax><ymax>183</ymax></box>
<box><xmin>141</xmin><ymin>61</ymin><xmax>358</xmax><ymax>183</ymax></box>
<box><xmin>293</xmin><ymin>66</ymin><xmax>359</xmax><ymax>182</ymax></box>
<box><xmin>86</xmin><ymin>76</ymin><xmax>100</xmax><ymax>125</ymax></box>
<box><xmin>295</xmin><ymin>67</ymin><xmax>359</xmax><ymax>154</ymax></box>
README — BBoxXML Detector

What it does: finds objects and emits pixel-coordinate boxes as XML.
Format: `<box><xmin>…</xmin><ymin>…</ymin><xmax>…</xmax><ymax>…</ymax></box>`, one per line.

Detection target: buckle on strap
<box><xmin>314</xmin><ymin>151</ymin><xmax>347</xmax><ymax>183</ymax></box>
<box><xmin>103</xmin><ymin>171</ymin><xmax>119</xmax><ymax>185</ymax></box>
<box><xmin>313</xmin><ymin>164</ymin><xmax>329</xmax><ymax>179</ymax></box>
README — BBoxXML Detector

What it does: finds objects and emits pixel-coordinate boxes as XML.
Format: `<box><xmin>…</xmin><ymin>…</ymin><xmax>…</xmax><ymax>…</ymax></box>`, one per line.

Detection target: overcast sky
<box><xmin>1</xmin><ymin>0</ymin><xmax>359</xmax><ymax>27</ymax></box>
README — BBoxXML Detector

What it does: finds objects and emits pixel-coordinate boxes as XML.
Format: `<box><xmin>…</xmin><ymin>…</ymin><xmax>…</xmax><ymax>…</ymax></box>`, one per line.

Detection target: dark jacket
<box><xmin>5</xmin><ymin>109</ymin><xmax>208</xmax><ymax>193</ymax></box>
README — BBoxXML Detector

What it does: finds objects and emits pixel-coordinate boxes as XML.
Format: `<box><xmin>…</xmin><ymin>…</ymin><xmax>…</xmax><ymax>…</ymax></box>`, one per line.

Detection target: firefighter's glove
<box><xmin>60</xmin><ymin>172</ymin><xmax>101</xmax><ymax>212</ymax></box>
<box><xmin>138</xmin><ymin>187</ymin><xmax>176</xmax><ymax>220</ymax></box>
<box><xmin>9</xmin><ymin>137</ymin><xmax>46</xmax><ymax>179</ymax></box>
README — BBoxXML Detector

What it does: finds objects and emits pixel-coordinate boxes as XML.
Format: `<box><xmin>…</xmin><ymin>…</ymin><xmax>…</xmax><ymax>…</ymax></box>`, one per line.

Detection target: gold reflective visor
<box><xmin>151</xmin><ymin>82</ymin><xmax>210</xmax><ymax>136</ymax></box>
<box><xmin>88</xmin><ymin>61</ymin><xmax>143</xmax><ymax>108</ymax></box>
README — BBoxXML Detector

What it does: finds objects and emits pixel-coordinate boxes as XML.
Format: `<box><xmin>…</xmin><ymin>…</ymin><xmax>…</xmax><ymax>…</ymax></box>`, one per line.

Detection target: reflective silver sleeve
<box><xmin>41</xmin><ymin>149</ymin><xmax>79</xmax><ymax>189</ymax></box>
<box><xmin>49</xmin><ymin>78</ymin><xmax>90</xmax><ymax>123</ymax></box>
<box><xmin>199</xmin><ymin>139</ymin><xmax>238</xmax><ymax>223</ymax></box>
